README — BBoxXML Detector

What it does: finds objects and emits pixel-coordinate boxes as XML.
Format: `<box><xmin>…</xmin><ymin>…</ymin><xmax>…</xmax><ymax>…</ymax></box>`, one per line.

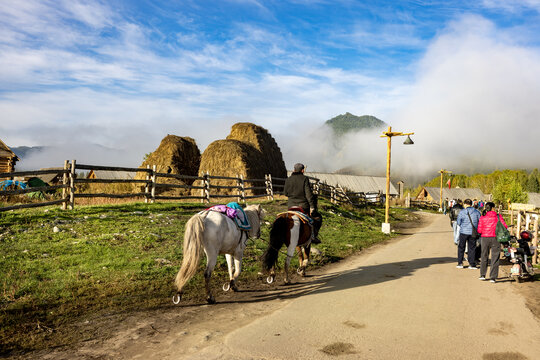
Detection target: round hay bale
<box><xmin>226</xmin><ymin>123</ymin><xmax>287</xmax><ymax>179</ymax></box>
<box><xmin>136</xmin><ymin>135</ymin><xmax>201</xmax><ymax>196</ymax></box>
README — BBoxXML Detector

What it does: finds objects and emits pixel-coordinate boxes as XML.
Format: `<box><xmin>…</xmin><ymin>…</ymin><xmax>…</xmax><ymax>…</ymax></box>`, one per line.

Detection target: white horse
<box><xmin>173</xmin><ymin>204</ymin><xmax>265</xmax><ymax>304</ymax></box>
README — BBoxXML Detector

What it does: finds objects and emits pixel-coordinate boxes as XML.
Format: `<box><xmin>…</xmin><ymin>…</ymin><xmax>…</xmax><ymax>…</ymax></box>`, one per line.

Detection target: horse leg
<box><xmin>284</xmin><ymin>218</ymin><xmax>300</xmax><ymax>284</ymax></box>
<box><xmin>284</xmin><ymin>245</ymin><xmax>296</xmax><ymax>284</ymax></box>
<box><xmin>230</xmin><ymin>255</ymin><xmax>242</xmax><ymax>292</ymax></box>
<box><xmin>204</xmin><ymin>253</ymin><xmax>218</xmax><ymax>304</ymax></box>
<box><xmin>224</xmin><ymin>253</ymin><xmax>235</xmax><ymax>291</ymax></box>
<box><xmin>298</xmin><ymin>245</ymin><xmax>310</xmax><ymax>277</ymax></box>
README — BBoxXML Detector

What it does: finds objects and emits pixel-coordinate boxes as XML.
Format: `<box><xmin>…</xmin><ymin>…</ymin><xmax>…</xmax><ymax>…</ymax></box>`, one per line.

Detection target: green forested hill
<box><xmin>326</xmin><ymin>113</ymin><xmax>387</xmax><ymax>136</ymax></box>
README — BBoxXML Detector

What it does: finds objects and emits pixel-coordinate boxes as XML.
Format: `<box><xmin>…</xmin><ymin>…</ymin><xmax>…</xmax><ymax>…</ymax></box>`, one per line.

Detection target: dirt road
<box><xmin>38</xmin><ymin>212</ymin><xmax>539</xmax><ymax>360</ymax></box>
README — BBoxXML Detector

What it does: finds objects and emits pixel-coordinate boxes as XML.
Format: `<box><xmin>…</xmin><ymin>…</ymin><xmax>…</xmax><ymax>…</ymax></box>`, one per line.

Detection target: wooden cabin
<box><xmin>0</xmin><ymin>139</ymin><xmax>18</xmax><ymax>175</ymax></box>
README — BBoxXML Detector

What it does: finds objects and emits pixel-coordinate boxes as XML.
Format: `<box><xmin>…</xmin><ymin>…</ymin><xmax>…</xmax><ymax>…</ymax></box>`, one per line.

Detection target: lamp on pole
<box><xmin>380</xmin><ymin>126</ymin><xmax>414</xmax><ymax>234</ymax></box>
<box><xmin>439</xmin><ymin>169</ymin><xmax>452</xmax><ymax>211</ymax></box>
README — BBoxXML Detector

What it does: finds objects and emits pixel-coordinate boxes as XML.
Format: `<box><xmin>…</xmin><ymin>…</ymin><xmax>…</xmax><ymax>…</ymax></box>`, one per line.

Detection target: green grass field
<box><xmin>0</xmin><ymin>199</ymin><xmax>418</xmax><ymax>354</ymax></box>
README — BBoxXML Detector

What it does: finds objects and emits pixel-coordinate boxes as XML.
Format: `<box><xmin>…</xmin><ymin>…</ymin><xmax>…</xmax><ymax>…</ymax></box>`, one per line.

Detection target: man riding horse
<box><xmin>283</xmin><ymin>163</ymin><xmax>322</xmax><ymax>244</ymax></box>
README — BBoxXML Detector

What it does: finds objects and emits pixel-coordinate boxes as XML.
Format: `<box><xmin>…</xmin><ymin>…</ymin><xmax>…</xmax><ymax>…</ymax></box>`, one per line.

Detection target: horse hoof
<box><xmin>266</xmin><ymin>275</ymin><xmax>274</xmax><ymax>284</ymax></box>
<box><xmin>207</xmin><ymin>295</ymin><xmax>216</xmax><ymax>304</ymax></box>
<box><xmin>222</xmin><ymin>283</ymin><xmax>231</xmax><ymax>292</ymax></box>
<box><xmin>172</xmin><ymin>293</ymin><xmax>182</xmax><ymax>305</ymax></box>
<box><xmin>231</xmin><ymin>284</ymin><xmax>239</xmax><ymax>292</ymax></box>
<box><xmin>296</xmin><ymin>267</ymin><xmax>303</xmax><ymax>274</ymax></box>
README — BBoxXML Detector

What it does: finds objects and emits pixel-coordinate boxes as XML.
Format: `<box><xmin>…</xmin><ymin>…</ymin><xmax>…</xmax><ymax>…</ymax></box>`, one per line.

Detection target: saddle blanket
<box><xmin>207</xmin><ymin>202</ymin><xmax>251</xmax><ymax>230</ymax></box>
<box><xmin>277</xmin><ymin>210</ymin><xmax>314</xmax><ymax>225</ymax></box>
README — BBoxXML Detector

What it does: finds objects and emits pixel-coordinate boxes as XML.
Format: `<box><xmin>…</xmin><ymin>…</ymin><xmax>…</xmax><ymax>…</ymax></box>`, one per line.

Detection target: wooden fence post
<box><xmin>62</xmin><ymin>160</ymin><xmax>69</xmax><ymax>210</ymax></box>
<box><xmin>532</xmin><ymin>215</ymin><xmax>538</xmax><ymax>264</ymax></box>
<box><xmin>266</xmin><ymin>174</ymin><xmax>274</xmax><ymax>201</ymax></box>
<box><xmin>151</xmin><ymin>165</ymin><xmax>156</xmax><ymax>204</ymax></box>
<box><xmin>517</xmin><ymin>212</ymin><xmax>522</xmax><ymax>237</ymax></box>
<box><xmin>237</xmin><ymin>174</ymin><xmax>242</xmax><ymax>203</ymax></box>
<box><xmin>239</xmin><ymin>174</ymin><xmax>245</xmax><ymax>203</ymax></box>
<box><xmin>144</xmin><ymin>165</ymin><xmax>150</xmax><ymax>203</ymax></box>
<box><xmin>205</xmin><ymin>172</ymin><xmax>210</xmax><ymax>203</ymax></box>
<box><xmin>69</xmin><ymin>159</ymin><xmax>76</xmax><ymax>210</ymax></box>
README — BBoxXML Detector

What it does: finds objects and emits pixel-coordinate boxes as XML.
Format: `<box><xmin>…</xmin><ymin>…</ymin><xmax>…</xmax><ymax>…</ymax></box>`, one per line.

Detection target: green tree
<box><xmin>526</xmin><ymin>172</ymin><xmax>540</xmax><ymax>192</ymax></box>
<box><xmin>492</xmin><ymin>174</ymin><xmax>528</xmax><ymax>206</ymax></box>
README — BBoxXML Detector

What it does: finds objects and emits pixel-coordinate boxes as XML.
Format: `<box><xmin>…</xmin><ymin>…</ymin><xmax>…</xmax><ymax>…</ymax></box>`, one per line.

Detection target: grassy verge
<box><xmin>0</xmin><ymin>199</ymin><xmax>418</xmax><ymax>355</ymax></box>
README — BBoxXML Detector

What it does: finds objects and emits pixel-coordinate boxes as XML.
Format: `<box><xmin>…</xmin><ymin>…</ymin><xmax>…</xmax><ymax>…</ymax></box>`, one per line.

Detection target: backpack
<box><xmin>495</xmin><ymin>215</ymin><xmax>511</xmax><ymax>243</ymax></box>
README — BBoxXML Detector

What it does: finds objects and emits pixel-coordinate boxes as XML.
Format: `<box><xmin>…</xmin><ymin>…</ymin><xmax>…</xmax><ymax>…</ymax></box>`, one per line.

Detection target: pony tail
<box><xmin>262</xmin><ymin>216</ymin><xmax>287</xmax><ymax>272</ymax></box>
<box><xmin>175</xmin><ymin>214</ymin><xmax>204</xmax><ymax>292</ymax></box>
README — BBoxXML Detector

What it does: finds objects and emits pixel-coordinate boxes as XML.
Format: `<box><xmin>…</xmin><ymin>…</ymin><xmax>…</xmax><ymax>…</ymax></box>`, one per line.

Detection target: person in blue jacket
<box><xmin>456</xmin><ymin>199</ymin><xmax>481</xmax><ymax>269</ymax></box>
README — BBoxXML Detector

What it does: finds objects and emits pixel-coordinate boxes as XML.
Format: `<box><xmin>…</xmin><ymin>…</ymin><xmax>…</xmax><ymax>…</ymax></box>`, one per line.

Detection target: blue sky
<box><xmin>1</xmin><ymin>0</ymin><xmax>540</xmax><ymax>176</ymax></box>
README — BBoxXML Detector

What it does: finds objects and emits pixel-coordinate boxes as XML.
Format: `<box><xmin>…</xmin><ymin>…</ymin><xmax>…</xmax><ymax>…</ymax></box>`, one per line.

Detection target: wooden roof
<box><xmin>289</xmin><ymin>171</ymin><xmax>398</xmax><ymax>195</ymax></box>
<box><xmin>418</xmin><ymin>187</ymin><xmax>487</xmax><ymax>203</ymax></box>
<box><xmin>0</xmin><ymin>139</ymin><xmax>18</xmax><ymax>159</ymax></box>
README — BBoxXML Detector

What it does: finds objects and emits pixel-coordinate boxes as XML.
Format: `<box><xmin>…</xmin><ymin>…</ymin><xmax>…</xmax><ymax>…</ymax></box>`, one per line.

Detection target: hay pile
<box><xmin>226</xmin><ymin>122</ymin><xmax>286</xmax><ymax>179</ymax></box>
<box><xmin>197</xmin><ymin>123</ymin><xmax>286</xmax><ymax>196</ymax></box>
<box><xmin>136</xmin><ymin>135</ymin><xmax>201</xmax><ymax>196</ymax></box>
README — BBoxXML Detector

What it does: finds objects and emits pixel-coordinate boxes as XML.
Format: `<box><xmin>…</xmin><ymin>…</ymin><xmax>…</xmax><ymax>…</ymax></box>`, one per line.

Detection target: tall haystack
<box><xmin>226</xmin><ymin>123</ymin><xmax>287</xmax><ymax>179</ymax></box>
<box><xmin>197</xmin><ymin>123</ymin><xmax>286</xmax><ymax>196</ymax></box>
<box><xmin>136</xmin><ymin>135</ymin><xmax>201</xmax><ymax>195</ymax></box>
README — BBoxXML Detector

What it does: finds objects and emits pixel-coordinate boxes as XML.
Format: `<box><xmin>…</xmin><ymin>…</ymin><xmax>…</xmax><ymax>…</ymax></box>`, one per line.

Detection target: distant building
<box><xmin>289</xmin><ymin>171</ymin><xmax>399</xmax><ymax>197</ymax></box>
<box><xmin>416</xmin><ymin>187</ymin><xmax>488</xmax><ymax>204</ymax></box>
<box><xmin>0</xmin><ymin>139</ymin><xmax>18</xmax><ymax>174</ymax></box>
<box><xmin>526</xmin><ymin>192</ymin><xmax>540</xmax><ymax>209</ymax></box>
<box><xmin>38</xmin><ymin>168</ymin><xmax>65</xmax><ymax>185</ymax></box>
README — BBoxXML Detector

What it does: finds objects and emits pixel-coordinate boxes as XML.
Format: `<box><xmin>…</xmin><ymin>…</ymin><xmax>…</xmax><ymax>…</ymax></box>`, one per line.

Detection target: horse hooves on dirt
<box><xmin>206</xmin><ymin>295</ymin><xmax>216</xmax><ymax>304</ymax></box>
<box><xmin>172</xmin><ymin>293</ymin><xmax>182</xmax><ymax>305</ymax></box>
<box><xmin>222</xmin><ymin>283</ymin><xmax>231</xmax><ymax>292</ymax></box>
<box><xmin>266</xmin><ymin>275</ymin><xmax>274</xmax><ymax>284</ymax></box>
<box><xmin>231</xmin><ymin>284</ymin><xmax>239</xmax><ymax>292</ymax></box>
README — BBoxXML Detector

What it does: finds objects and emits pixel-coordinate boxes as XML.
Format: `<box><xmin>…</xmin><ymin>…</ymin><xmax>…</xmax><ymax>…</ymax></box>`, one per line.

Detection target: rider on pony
<box><xmin>283</xmin><ymin>163</ymin><xmax>322</xmax><ymax>243</ymax></box>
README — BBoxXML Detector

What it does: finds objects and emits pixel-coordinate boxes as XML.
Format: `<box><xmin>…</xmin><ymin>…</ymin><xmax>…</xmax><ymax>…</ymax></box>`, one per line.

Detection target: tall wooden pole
<box><xmin>380</xmin><ymin>126</ymin><xmax>414</xmax><ymax>234</ymax></box>
<box><xmin>385</xmin><ymin>127</ymin><xmax>392</xmax><ymax>224</ymax></box>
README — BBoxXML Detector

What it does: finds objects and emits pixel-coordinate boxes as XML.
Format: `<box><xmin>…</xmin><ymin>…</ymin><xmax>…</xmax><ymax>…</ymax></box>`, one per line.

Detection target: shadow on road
<box><xmin>174</xmin><ymin>256</ymin><xmax>456</xmax><ymax>307</ymax></box>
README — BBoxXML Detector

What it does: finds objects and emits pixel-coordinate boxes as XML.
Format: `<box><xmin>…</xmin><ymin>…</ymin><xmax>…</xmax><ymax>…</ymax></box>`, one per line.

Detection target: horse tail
<box><xmin>175</xmin><ymin>213</ymin><xmax>205</xmax><ymax>293</ymax></box>
<box><xmin>262</xmin><ymin>216</ymin><xmax>288</xmax><ymax>272</ymax></box>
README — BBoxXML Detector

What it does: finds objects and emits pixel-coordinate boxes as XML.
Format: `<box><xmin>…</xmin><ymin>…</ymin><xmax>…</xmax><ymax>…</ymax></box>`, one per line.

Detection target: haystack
<box><xmin>136</xmin><ymin>135</ymin><xmax>201</xmax><ymax>195</ymax></box>
<box><xmin>197</xmin><ymin>123</ymin><xmax>286</xmax><ymax>196</ymax></box>
<box><xmin>226</xmin><ymin>123</ymin><xmax>287</xmax><ymax>179</ymax></box>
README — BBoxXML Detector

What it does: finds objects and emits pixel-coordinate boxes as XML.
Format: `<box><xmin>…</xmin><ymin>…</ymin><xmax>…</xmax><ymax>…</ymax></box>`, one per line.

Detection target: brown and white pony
<box><xmin>173</xmin><ymin>204</ymin><xmax>265</xmax><ymax>304</ymax></box>
<box><xmin>262</xmin><ymin>211</ymin><xmax>316</xmax><ymax>284</ymax></box>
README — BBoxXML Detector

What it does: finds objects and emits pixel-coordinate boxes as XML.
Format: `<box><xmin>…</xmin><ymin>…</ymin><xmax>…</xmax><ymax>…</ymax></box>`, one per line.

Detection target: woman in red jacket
<box><xmin>477</xmin><ymin>202</ymin><xmax>508</xmax><ymax>282</ymax></box>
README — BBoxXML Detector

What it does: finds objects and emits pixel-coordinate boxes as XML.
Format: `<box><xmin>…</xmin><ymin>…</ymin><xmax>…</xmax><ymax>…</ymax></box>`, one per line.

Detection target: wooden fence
<box><xmin>503</xmin><ymin>208</ymin><xmax>539</xmax><ymax>265</ymax></box>
<box><xmin>0</xmin><ymin>161</ymin><xmax>375</xmax><ymax>212</ymax></box>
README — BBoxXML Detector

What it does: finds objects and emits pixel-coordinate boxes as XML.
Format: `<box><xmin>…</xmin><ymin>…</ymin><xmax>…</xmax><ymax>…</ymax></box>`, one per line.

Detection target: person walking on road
<box><xmin>283</xmin><ymin>163</ymin><xmax>322</xmax><ymax>244</ymax></box>
<box><xmin>449</xmin><ymin>199</ymin><xmax>463</xmax><ymax>245</ymax></box>
<box><xmin>477</xmin><ymin>202</ymin><xmax>508</xmax><ymax>283</ymax></box>
<box><xmin>456</xmin><ymin>199</ymin><xmax>481</xmax><ymax>269</ymax></box>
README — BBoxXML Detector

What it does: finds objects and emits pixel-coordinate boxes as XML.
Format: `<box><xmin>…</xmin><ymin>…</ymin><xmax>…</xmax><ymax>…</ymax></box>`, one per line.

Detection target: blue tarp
<box><xmin>0</xmin><ymin>180</ymin><xmax>27</xmax><ymax>190</ymax></box>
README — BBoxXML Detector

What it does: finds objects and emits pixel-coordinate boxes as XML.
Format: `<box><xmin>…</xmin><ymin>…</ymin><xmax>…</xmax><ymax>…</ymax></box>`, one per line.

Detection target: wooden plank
<box><xmin>154</xmin><ymin>183</ymin><xmax>202</xmax><ymax>189</ymax></box>
<box><xmin>154</xmin><ymin>173</ymin><xmax>202</xmax><ymax>180</ymax></box>
<box><xmin>208</xmin><ymin>175</ymin><xmax>239</xmax><ymax>180</ymax></box>
<box><xmin>0</xmin><ymin>199</ymin><xmax>67</xmax><ymax>212</ymax></box>
<box><xmin>75</xmin><ymin>164</ymin><xmax>150</xmax><ymax>173</ymax></box>
<box><xmin>75</xmin><ymin>193</ymin><xmax>148</xmax><ymax>199</ymax></box>
<box><xmin>75</xmin><ymin>179</ymin><xmax>150</xmax><ymax>184</ymax></box>
<box><xmin>153</xmin><ymin>195</ymin><xmax>204</xmax><ymax>200</ymax></box>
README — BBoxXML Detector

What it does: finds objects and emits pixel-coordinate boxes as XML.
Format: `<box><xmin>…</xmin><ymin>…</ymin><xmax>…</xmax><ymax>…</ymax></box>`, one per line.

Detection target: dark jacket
<box><xmin>283</xmin><ymin>172</ymin><xmax>315</xmax><ymax>211</ymax></box>
<box><xmin>449</xmin><ymin>204</ymin><xmax>463</xmax><ymax>222</ymax></box>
